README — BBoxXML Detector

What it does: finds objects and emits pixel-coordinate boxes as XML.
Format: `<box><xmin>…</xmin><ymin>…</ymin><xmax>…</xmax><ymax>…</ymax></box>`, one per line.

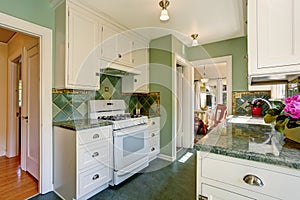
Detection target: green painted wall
<box><xmin>188</xmin><ymin>37</ymin><xmax>248</xmax><ymax>91</ymax></box>
<box><xmin>0</xmin><ymin>0</ymin><xmax>54</xmax><ymax>30</ymax></box>
<box><xmin>149</xmin><ymin>35</ymin><xmax>189</xmax><ymax>157</ymax></box>
<box><xmin>171</xmin><ymin>35</ymin><xmax>189</xmax><ymax>60</ymax></box>
<box><xmin>150</xmin><ymin>35</ymin><xmax>173</xmax><ymax>156</ymax></box>
<box><xmin>0</xmin><ymin>0</ymin><xmax>55</xmax><ymax>84</ymax></box>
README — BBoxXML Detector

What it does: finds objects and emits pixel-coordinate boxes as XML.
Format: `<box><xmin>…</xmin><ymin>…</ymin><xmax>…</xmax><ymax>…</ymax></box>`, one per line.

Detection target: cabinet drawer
<box><xmin>202</xmin><ymin>157</ymin><xmax>300</xmax><ymax>199</ymax></box>
<box><xmin>148</xmin><ymin>131</ymin><xmax>159</xmax><ymax>140</ymax></box>
<box><xmin>149</xmin><ymin>134</ymin><xmax>159</xmax><ymax>146</ymax></box>
<box><xmin>201</xmin><ymin>184</ymin><xmax>254</xmax><ymax>200</ymax></box>
<box><xmin>78</xmin><ymin>139</ymin><xmax>110</xmax><ymax>170</ymax></box>
<box><xmin>78</xmin><ymin>126</ymin><xmax>111</xmax><ymax>145</ymax></box>
<box><xmin>78</xmin><ymin>165</ymin><xmax>110</xmax><ymax>197</ymax></box>
<box><xmin>148</xmin><ymin>117</ymin><xmax>160</xmax><ymax>131</ymax></box>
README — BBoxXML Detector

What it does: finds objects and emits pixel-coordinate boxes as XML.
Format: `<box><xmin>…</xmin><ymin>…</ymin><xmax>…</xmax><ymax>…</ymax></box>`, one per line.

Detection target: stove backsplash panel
<box><xmin>52</xmin><ymin>75</ymin><xmax>160</xmax><ymax>122</ymax></box>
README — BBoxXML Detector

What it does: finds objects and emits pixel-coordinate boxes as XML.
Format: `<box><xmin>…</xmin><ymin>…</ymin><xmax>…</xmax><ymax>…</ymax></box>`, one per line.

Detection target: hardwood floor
<box><xmin>0</xmin><ymin>156</ymin><xmax>38</xmax><ymax>200</ymax></box>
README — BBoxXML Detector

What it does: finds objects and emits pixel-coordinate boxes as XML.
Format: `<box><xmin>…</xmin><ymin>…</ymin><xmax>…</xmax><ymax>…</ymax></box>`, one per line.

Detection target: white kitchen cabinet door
<box><xmin>122</xmin><ymin>40</ymin><xmax>149</xmax><ymax>93</ymax></box>
<box><xmin>68</xmin><ymin>6</ymin><xmax>100</xmax><ymax>89</ymax></box>
<box><xmin>101</xmin><ymin>23</ymin><xmax>118</xmax><ymax>62</ymax></box>
<box><xmin>54</xmin><ymin>2</ymin><xmax>100</xmax><ymax>90</ymax></box>
<box><xmin>248</xmin><ymin>0</ymin><xmax>300</xmax><ymax>76</ymax></box>
<box><xmin>101</xmin><ymin>23</ymin><xmax>133</xmax><ymax>66</ymax></box>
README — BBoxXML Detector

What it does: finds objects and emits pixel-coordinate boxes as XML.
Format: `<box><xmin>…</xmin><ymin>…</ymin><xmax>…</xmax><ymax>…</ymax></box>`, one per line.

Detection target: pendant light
<box><xmin>201</xmin><ymin>66</ymin><xmax>209</xmax><ymax>83</ymax></box>
<box><xmin>159</xmin><ymin>0</ymin><xmax>170</xmax><ymax>21</ymax></box>
<box><xmin>191</xmin><ymin>34</ymin><xmax>199</xmax><ymax>46</ymax></box>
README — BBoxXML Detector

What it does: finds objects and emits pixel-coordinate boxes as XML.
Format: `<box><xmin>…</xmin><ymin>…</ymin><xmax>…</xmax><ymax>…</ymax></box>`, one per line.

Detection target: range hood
<box><xmin>249</xmin><ymin>73</ymin><xmax>299</xmax><ymax>85</ymax></box>
<box><xmin>100</xmin><ymin>61</ymin><xmax>141</xmax><ymax>77</ymax></box>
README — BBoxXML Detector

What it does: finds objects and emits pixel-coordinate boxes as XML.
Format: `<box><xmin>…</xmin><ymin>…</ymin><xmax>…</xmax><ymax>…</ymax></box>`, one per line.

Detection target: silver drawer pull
<box><xmin>92</xmin><ymin>152</ymin><xmax>99</xmax><ymax>157</ymax></box>
<box><xmin>243</xmin><ymin>174</ymin><xmax>264</xmax><ymax>187</ymax></box>
<box><xmin>93</xmin><ymin>134</ymin><xmax>99</xmax><ymax>139</ymax></box>
<box><xmin>92</xmin><ymin>174</ymin><xmax>99</xmax><ymax>180</ymax></box>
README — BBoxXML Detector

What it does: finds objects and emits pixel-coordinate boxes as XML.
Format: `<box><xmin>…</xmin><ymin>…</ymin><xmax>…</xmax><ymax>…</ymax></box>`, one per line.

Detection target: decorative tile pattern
<box><xmin>52</xmin><ymin>74</ymin><xmax>160</xmax><ymax>122</ymax></box>
<box><xmin>232</xmin><ymin>91</ymin><xmax>271</xmax><ymax>116</ymax></box>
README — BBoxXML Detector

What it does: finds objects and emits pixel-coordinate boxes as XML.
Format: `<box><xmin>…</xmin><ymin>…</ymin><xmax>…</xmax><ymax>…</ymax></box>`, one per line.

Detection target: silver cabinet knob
<box><xmin>93</xmin><ymin>134</ymin><xmax>99</xmax><ymax>139</ymax></box>
<box><xmin>92</xmin><ymin>174</ymin><xmax>99</xmax><ymax>180</ymax></box>
<box><xmin>243</xmin><ymin>174</ymin><xmax>264</xmax><ymax>187</ymax></box>
<box><xmin>92</xmin><ymin>152</ymin><xmax>99</xmax><ymax>157</ymax></box>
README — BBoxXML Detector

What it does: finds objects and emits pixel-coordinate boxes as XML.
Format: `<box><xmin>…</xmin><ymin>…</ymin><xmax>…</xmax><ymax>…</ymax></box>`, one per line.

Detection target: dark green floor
<box><xmin>29</xmin><ymin>149</ymin><xmax>196</xmax><ymax>200</ymax></box>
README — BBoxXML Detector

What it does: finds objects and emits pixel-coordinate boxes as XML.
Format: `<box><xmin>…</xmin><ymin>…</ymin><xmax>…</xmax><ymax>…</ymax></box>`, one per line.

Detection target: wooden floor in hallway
<box><xmin>0</xmin><ymin>155</ymin><xmax>38</xmax><ymax>200</ymax></box>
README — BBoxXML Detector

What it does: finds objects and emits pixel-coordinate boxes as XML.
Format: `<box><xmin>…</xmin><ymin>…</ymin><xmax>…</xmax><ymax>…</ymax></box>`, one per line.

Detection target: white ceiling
<box><xmin>76</xmin><ymin>0</ymin><xmax>247</xmax><ymax>46</ymax></box>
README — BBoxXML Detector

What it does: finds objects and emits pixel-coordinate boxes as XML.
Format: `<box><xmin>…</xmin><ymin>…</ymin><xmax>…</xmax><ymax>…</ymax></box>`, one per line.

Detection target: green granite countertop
<box><xmin>194</xmin><ymin>119</ymin><xmax>300</xmax><ymax>170</ymax></box>
<box><xmin>53</xmin><ymin>119</ymin><xmax>113</xmax><ymax>131</ymax></box>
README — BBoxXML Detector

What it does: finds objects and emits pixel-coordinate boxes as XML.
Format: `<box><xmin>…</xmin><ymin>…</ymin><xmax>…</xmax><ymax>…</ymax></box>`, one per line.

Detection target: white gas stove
<box><xmin>88</xmin><ymin>100</ymin><xmax>149</xmax><ymax>185</ymax></box>
<box><xmin>88</xmin><ymin>100</ymin><xmax>148</xmax><ymax>130</ymax></box>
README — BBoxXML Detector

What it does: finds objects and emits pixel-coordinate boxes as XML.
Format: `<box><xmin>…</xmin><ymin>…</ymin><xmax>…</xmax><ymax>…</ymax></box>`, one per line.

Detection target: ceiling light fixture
<box><xmin>191</xmin><ymin>34</ymin><xmax>199</xmax><ymax>46</ymax></box>
<box><xmin>159</xmin><ymin>0</ymin><xmax>170</xmax><ymax>21</ymax></box>
<box><xmin>201</xmin><ymin>65</ymin><xmax>209</xmax><ymax>83</ymax></box>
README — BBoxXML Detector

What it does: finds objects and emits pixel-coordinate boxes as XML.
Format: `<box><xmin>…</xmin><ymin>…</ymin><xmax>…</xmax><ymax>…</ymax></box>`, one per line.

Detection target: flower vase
<box><xmin>284</xmin><ymin>126</ymin><xmax>300</xmax><ymax>143</ymax></box>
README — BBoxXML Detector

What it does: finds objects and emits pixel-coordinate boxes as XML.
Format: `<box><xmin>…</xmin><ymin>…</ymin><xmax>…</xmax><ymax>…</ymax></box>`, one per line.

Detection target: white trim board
<box><xmin>0</xmin><ymin>12</ymin><xmax>53</xmax><ymax>194</ymax></box>
<box><xmin>158</xmin><ymin>153</ymin><xmax>176</xmax><ymax>162</ymax></box>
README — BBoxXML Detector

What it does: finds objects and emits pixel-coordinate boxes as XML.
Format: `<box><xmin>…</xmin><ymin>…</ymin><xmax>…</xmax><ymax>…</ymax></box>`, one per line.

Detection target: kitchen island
<box><xmin>195</xmin><ymin>118</ymin><xmax>300</xmax><ymax>200</ymax></box>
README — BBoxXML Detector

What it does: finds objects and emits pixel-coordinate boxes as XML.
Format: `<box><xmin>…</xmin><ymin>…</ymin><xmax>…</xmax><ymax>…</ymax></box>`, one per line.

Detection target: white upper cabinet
<box><xmin>122</xmin><ymin>39</ymin><xmax>149</xmax><ymax>93</ymax></box>
<box><xmin>55</xmin><ymin>2</ymin><xmax>100</xmax><ymax>90</ymax></box>
<box><xmin>248</xmin><ymin>0</ymin><xmax>300</xmax><ymax>77</ymax></box>
<box><xmin>101</xmin><ymin>23</ymin><xmax>133</xmax><ymax>66</ymax></box>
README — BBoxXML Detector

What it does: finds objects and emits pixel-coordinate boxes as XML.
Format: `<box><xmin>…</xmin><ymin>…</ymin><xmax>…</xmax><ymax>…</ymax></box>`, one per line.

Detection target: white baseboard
<box><xmin>157</xmin><ymin>153</ymin><xmax>176</xmax><ymax>162</ymax></box>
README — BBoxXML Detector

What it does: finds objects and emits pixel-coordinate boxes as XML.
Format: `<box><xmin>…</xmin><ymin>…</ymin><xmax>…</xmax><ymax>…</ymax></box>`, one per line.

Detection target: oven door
<box><xmin>113</xmin><ymin>124</ymin><xmax>148</xmax><ymax>171</ymax></box>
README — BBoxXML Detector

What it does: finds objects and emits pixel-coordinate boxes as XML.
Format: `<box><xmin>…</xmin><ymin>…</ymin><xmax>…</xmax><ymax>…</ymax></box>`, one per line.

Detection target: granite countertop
<box><xmin>194</xmin><ymin>119</ymin><xmax>300</xmax><ymax>170</ymax></box>
<box><xmin>53</xmin><ymin>119</ymin><xmax>113</xmax><ymax>131</ymax></box>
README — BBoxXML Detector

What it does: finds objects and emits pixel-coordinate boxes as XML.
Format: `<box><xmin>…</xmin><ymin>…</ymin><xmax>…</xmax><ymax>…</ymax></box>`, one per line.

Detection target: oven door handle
<box><xmin>113</xmin><ymin>124</ymin><xmax>148</xmax><ymax>137</ymax></box>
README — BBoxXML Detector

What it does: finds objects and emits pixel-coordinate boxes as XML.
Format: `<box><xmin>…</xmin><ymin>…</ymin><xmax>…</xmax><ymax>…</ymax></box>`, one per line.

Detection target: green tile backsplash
<box><xmin>52</xmin><ymin>75</ymin><xmax>160</xmax><ymax>122</ymax></box>
<box><xmin>232</xmin><ymin>91</ymin><xmax>271</xmax><ymax>116</ymax></box>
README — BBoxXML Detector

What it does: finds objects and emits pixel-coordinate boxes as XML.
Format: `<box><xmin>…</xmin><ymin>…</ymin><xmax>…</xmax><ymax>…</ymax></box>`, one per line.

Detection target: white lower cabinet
<box><xmin>54</xmin><ymin>125</ymin><xmax>113</xmax><ymax>200</ymax></box>
<box><xmin>148</xmin><ymin>117</ymin><xmax>160</xmax><ymax>161</ymax></box>
<box><xmin>197</xmin><ymin>152</ymin><xmax>300</xmax><ymax>200</ymax></box>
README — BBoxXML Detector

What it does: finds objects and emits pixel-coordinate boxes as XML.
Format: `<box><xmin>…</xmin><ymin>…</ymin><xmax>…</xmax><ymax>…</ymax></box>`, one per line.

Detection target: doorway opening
<box><xmin>0</xmin><ymin>11</ymin><xmax>53</xmax><ymax>194</ymax></box>
<box><xmin>4</xmin><ymin>29</ymin><xmax>40</xmax><ymax>198</ymax></box>
<box><xmin>192</xmin><ymin>56</ymin><xmax>232</xmax><ymax>143</ymax></box>
<box><xmin>174</xmin><ymin>55</ymin><xmax>194</xmax><ymax>159</ymax></box>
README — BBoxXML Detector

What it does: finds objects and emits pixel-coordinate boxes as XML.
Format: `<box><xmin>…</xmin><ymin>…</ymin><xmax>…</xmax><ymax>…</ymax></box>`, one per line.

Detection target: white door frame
<box><xmin>174</xmin><ymin>54</ymin><xmax>194</xmax><ymax>158</ymax></box>
<box><xmin>191</xmin><ymin>56</ymin><xmax>233</xmax><ymax>115</ymax></box>
<box><xmin>0</xmin><ymin>12</ymin><xmax>53</xmax><ymax>193</ymax></box>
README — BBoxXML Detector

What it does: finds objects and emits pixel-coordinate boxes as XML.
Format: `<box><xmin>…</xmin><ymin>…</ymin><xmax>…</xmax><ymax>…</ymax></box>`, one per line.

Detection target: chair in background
<box><xmin>212</xmin><ymin>104</ymin><xmax>227</xmax><ymax>127</ymax></box>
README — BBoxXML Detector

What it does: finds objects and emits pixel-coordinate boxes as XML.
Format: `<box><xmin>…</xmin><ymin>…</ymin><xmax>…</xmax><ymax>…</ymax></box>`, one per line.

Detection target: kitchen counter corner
<box><xmin>194</xmin><ymin>119</ymin><xmax>300</xmax><ymax>170</ymax></box>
